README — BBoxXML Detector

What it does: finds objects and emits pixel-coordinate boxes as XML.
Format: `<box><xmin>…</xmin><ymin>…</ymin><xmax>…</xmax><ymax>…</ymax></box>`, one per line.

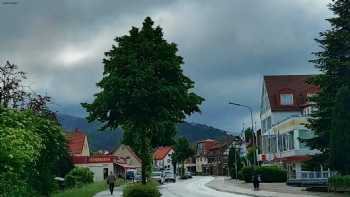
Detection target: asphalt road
<box><xmin>160</xmin><ymin>176</ymin><xmax>248</xmax><ymax>197</ymax></box>
<box><xmin>94</xmin><ymin>176</ymin><xmax>248</xmax><ymax>197</ymax></box>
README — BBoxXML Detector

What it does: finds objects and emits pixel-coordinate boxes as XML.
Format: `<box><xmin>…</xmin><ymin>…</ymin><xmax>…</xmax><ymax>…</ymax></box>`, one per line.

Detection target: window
<box><xmin>267</xmin><ymin>116</ymin><xmax>272</xmax><ymax>130</ymax></box>
<box><xmin>288</xmin><ymin>131</ymin><xmax>294</xmax><ymax>150</ymax></box>
<box><xmin>280</xmin><ymin>94</ymin><xmax>294</xmax><ymax>105</ymax></box>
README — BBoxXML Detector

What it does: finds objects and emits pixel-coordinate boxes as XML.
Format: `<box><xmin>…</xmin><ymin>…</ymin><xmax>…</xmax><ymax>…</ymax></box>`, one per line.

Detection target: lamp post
<box><xmin>229</xmin><ymin>102</ymin><xmax>257</xmax><ymax>166</ymax></box>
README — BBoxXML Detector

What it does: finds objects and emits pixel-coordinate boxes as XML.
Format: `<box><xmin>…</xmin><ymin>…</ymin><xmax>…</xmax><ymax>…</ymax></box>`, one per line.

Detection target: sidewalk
<box><xmin>94</xmin><ymin>187</ymin><xmax>123</xmax><ymax>197</ymax></box>
<box><xmin>206</xmin><ymin>177</ymin><xmax>348</xmax><ymax>197</ymax></box>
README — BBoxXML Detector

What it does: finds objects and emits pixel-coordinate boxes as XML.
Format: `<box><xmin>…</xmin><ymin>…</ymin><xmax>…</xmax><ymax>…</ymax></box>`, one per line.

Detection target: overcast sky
<box><xmin>0</xmin><ymin>0</ymin><xmax>332</xmax><ymax>133</ymax></box>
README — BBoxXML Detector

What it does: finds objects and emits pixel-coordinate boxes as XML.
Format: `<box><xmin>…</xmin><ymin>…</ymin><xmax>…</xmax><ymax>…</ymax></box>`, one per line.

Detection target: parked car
<box><xmin>164</xmin><ymin>171</ymin><xmax>176</xmax><ymax>183</ymax></box>
<box><xmin>185</xmin><ymin>171</ymin><xmax>192</xmax><ymax>178</ymax></box>
<box><xmin>126</xmin><ymin>170</ymin><xmax>135</xmax><ymax>180</ymax></box>
<box><xmin>151</xmin><ymin>171</ymin><xmax>165</xmax><ymax>184</ymax></box>
<box><xmin>134</xmin><ymin>173</ymin><xmax>142</xmax><ymax>182</ymax></box>
<box><xmin>180</xmin><ymin>171</ymin><xmax>192</xmax><ymax>179</ymax></box>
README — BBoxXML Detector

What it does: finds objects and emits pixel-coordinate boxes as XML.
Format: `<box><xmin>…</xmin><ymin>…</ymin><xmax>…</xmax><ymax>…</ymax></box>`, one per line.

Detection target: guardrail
<box><xmin>296</xmin><ymin>171</ymin><xmax>336</xmax><ymax>179</ymax></box>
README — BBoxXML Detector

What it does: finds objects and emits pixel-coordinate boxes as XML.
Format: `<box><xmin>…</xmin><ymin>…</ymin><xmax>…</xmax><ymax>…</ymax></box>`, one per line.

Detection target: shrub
<box><xmin>123</xmin><ymin>182</ymin><xmax>161</xmax><ymax>197</ymax></box>
<box><xmin>239</xmin><ymin>166</ymin><xmax>254</xmax><ymax>182</ymax></box>
<box><xmin>238</xmin><ymin>166</ymin><xmax>287</xmax><ymax>183</ymax></box>
<box><xmin>64</xmin><ymin>167</ymin><xmax>94</xmax><ymax>188</ymax></box>
<box><xmin>255</xmin><ymin>166</ymin><xmax>287</xmax><ymax>183</ymax></box>
<box><xmin>329</xmin><ymin>175</ymin><xmax>350</xmax><ymax>190</ymax></box>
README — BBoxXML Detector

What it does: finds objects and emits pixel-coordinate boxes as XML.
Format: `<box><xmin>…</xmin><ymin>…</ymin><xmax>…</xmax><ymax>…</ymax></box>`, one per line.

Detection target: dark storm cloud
<box><xmin>0</xmin><ymin>0</ymin><xmax>331</xmax><ymax>133</ymax></box>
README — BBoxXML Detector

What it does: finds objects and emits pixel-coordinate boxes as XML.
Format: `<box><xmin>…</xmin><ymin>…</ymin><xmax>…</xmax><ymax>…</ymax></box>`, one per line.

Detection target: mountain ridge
<box><xmin>57</xmin><ymin>114</ymin><xmax>234</xmax><ymax>151</ymax></box>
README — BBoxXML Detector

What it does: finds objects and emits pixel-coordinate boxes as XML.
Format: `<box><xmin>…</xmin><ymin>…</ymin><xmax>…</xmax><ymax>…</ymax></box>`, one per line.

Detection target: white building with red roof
<box><xmin>67</xmin><ymin>129</ymin><xmax>137</xmax><ymax>181</ymax></box>
<box><xmin>258</xmin><ymin>75</ymin><xmax>334</xmax><ymax>182</ymax></box>
<box><xmin>153</xmin><ymin>146</ymin><xmax>174</xmax><ymax>171</ymax></box>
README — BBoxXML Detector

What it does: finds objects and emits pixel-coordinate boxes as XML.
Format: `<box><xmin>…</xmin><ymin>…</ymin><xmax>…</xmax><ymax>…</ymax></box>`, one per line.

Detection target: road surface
<box><xmin>160</xmin><ymin>176</ymin><xmax>248</xmax><ymax>197</ymax></box>
<box><xmin>94</xmin><ymin>176</ymin><xmax>248</xmax><ymax>197</ymax></box>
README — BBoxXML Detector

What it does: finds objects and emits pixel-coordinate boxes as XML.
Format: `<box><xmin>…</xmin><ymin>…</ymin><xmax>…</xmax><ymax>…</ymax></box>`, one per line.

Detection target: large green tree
<box><xmin>82</xmin><ymin>17</ymin><xmax>204</xmax><ymax>183</ymax></box>
<box><xmin>305</xmin><ymin>0</ymin><xmax>350</xmax><ymax>173</ymax></box>
<box><xmin>330</xmin><ymin>86</ymin><xmax>350</xmax><ymax>174</ymax></box>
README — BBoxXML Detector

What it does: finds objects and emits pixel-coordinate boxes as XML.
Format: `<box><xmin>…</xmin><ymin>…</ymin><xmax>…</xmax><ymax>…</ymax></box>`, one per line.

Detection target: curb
<box><xmin>205</xmin><ymin>178</ymin><xmax>319</xmax><ymax>197</ymax></box>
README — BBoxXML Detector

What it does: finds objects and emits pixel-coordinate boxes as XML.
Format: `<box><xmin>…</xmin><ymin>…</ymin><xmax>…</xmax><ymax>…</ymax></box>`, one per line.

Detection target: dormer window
<box><xmin>280</xmin><ymin>94</ymin><xmax>293</xmax><ymax>105</ymax></box>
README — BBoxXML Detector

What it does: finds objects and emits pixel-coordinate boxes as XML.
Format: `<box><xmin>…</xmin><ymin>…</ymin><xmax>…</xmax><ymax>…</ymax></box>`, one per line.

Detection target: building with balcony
<box><xmin>195</xmin><ymin>139</ymin><xmax>218</xmax><ymax>174</ymax></box>
<box><xmin>258</xmin><ymin>75</ymin><xmax>325</xmax><ymax>181</ymax></box>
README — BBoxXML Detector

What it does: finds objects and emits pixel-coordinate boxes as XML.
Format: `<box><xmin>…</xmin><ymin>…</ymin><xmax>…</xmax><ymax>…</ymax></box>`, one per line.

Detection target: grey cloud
<box><xmin>0</xmin><ymin>0</ymin><xmax>332</xmax><ymax>132</ymax></box>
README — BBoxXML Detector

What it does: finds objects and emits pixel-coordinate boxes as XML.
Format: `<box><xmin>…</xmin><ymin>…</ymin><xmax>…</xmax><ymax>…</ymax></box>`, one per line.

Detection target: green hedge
<box><xmin>238</xmin><ymin>166</ymin><xmax>254</xmax><ymax>182</ymax></box>
<box><xmin>239</xmin><ymin>166</ymin><xmax>287</xmax><ymax>183</ymax></box>
<box><xmin>123</xmin><ymin>182</ymin><xmax>161</xmax><ymax>197</ymax></box>
<box><xmin>64</xmin><ymin>167</ymin><xmax>94</xmax><ymax>188</ymax></box>
<box><xmin>329</xmin><ymin>176</ymin><xmax>350</xmax><ymax>190</ymax></box>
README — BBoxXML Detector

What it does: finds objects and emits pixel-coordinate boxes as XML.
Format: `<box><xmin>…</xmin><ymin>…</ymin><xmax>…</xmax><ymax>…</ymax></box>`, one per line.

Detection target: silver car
<box><xmin>164</xmin><ymin>171</ymin><xmax>176</xmax><ymax>183</ymax></box>
<box><xmin>151</xmin><ymin>171</ymin><xmax>165</xmax><ymax>184</ymax></box>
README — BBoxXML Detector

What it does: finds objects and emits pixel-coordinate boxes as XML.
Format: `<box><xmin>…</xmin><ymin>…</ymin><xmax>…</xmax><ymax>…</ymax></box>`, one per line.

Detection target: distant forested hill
<box><xmin>58</xmin><ymin>114</ymin><xmax>232</xmax><ymax>151</ymax></box>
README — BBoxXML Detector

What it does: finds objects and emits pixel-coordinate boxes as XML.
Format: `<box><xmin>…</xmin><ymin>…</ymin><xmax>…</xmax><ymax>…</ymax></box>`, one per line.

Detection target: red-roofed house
<box><xmin>67</xmin><ymin>129</ymin><xmax>137</xmax><ymax>181</ymax></box>
<box><xmin>259</xmin><ymin>75</ymin><xmax>326</xmax><ymax>181</ymax></box>
<box><xmin>67</xmin><ymin>129</ymin><xmax>90</xmax><ymax>156</ymax></box>
<box><xmin>153</xmin><ymin>146</ymin><xmax>174</xmax><ymax>171</ymax></box>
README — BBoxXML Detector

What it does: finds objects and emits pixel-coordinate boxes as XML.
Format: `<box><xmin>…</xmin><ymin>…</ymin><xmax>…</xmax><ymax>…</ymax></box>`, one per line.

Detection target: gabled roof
<box><xmin>112</xmin><ymin>144</ymin><xmax>142</xmax><ymax>163</ymax></box>
<box><xmin>123</xmin><ymin>145</ymin><xmax>142</xmax><ymax>163</ymax></box>
<box><xmin>153</xmin><ymin>146</ymin><xmax>173</xmax><ymax>160</ymax></box>
<box><xmin>264</xmin><ymin>75</ymin><xmax>320</xmax><ymax>112</ymax></box>
<box><xmin>66</xmin><ymin>129</ymin><xmax>87</xmax><ymax>155</ymax></box>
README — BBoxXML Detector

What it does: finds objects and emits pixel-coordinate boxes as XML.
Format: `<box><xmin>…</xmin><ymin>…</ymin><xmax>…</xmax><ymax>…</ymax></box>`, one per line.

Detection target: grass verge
<box><xmin>53</xmin><ymin>178</ymin><xmax>125</xmax><ymax>197</ymax></box>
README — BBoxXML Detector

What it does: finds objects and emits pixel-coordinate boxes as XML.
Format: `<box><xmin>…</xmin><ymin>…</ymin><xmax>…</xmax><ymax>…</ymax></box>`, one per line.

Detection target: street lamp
<box><xmin>229</xmin><ymin>102</ymin><xmax>257</xmax><ymax>166</ymax></box>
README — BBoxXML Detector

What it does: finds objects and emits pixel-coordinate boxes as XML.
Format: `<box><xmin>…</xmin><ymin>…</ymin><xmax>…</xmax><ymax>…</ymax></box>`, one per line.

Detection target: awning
<box><xmin>115</xmin><ymin>163</ymin><xmax>137</xmax><ymax>170</ymax></box>
<box><xmin>273</xmin><ymin>155</ymin><xmax>311</xmax><ymax>163</ymax></box>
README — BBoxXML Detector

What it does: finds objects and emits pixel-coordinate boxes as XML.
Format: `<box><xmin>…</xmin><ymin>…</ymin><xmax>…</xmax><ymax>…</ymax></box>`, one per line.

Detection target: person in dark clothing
<box><xmin>252</xmin><ymin>174</ymin><xmax>261</xmax><ymax>191</ymax></box>
<box><xmin>106</xmin><ymin>172</ymin><xmax>116</xmax><ymax>195</ymax></box>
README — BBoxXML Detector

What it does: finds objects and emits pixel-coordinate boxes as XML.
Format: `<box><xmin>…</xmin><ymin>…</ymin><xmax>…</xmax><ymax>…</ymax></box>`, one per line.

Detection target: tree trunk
<box><xmin>141</xmin><ymin>129</ymin><xmax>151</xmax><ymax>184</ymax></box>
<box><xmin>182</xmin><ymin>161</ymin><xmax>185</xmax><ymax>177</ymax></box>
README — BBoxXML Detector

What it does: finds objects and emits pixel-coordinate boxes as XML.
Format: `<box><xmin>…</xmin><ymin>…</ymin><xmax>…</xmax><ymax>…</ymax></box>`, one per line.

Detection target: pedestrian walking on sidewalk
<box><xmin>106</xmin><ymin>172</ymin><xmax>116</xmax><ymax>195</ymax></box>
<box><xmin>252</xmin><ymin>174</ymin><xmax>261</xmax><ymax>191</ymax></box>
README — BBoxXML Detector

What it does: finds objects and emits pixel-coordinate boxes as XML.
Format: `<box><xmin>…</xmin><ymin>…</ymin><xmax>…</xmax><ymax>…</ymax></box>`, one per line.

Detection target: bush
<box><xmin>238</xmin><ymin>166</ymin><xmax>254</xmax><ymax>182</ymax></box>
<box><xmin>64</xmin><ymin>167</ymin><xmax>94</xmax><ymax>188</ymax></box>
<box><xmin>329</xmin><ymin>176</ymin><xmax>350</xmax><ymax>190</ymax></box>
<box><xmin>238</xmin><ymin>166</ymin><xmax>287</xmax><ymax>183</ymax></box>
<box><xmin>255</xmin><ymin>166</ymin><xmax>287</xmax><ymax>183</ymax></box>
<box><xmin>123</xmin><ymin>182</ymin><xmax>161</xmax><ymax>197</ymax></box>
